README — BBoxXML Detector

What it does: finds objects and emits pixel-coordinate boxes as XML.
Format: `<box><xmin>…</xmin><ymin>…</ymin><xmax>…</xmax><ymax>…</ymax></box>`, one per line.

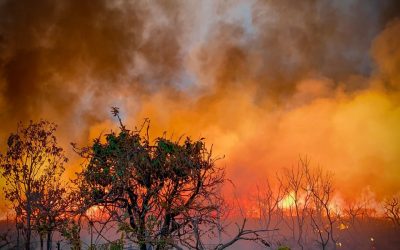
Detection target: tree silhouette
<box><xmin>34</xmin><ymin>176</ymin><xmax>72</xmax><ymax>250</ymax></box>
<box><xmin>384</xmin><ymin>195</ymin><xmax>400</xmax><ymax>229</ymax></box>
<box><xmin>278</xmin><ymin>158</ymin><xmax>340</xmax><ymax>250</ymax></box>
<box><xmin>0</xmin><ymin>120</ymin><xmax>68</xmax><ymax>250</ymax></box>
<box><xmin>74</xmin><ymin>109</ymin><xmax>225</xmax><ymax>250</ymax></box>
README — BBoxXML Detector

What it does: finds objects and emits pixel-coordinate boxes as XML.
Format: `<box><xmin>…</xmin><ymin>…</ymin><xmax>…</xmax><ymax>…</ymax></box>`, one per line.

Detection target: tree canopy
<box><xmin>0</xmin><ymin>120</ymin><xmax>68</xmax><ymax>250</ymax></box>
<box><xmin>75</xmin><ymin>109</ymin><xmax>224</xmax><ymax>250</ymax></box>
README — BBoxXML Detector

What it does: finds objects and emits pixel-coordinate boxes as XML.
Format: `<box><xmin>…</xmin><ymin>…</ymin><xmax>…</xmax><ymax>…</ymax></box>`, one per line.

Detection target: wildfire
<box><xmin>279</xmin><ymin>191</ymin><xmax>296</xmax><ymax>209</ymax></box>
<box><xmin>86</xmin><ymin>205</ymin><xmax>102</xmax><ymax>219</ymax></box>
<box><xmin>338</xmin><ymin>223</ymin><xmax>349</xmax><ymax>230</ymax></box>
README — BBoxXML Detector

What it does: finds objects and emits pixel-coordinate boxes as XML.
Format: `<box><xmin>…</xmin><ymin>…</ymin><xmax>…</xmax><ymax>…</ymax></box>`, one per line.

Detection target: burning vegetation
<box><xmin>1</xmin><ymin>0</ymin><xmax>400</xmax><ymax>249</ymax></box>
<box><xmin>0</xmin><ymin>110</ymin><xmax>400</xmax><ymax>249</ymax></box>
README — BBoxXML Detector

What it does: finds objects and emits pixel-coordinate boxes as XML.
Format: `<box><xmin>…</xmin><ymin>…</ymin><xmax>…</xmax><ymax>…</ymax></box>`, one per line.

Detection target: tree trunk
<box><xmin>138</xmin><ymin>231</ymin><xmax>147</xmax><ymax>250</ymax></box>
<box><xmin>26</xmin><ymin>189</ymin><xmax>32</xmax><ymax>250</ymax></box>
<box><xmin>16</xmin><ymin>227</ymin><xmax>20</xmax><ymax>249</ymax></box>
<box><xmin>25</xmin><ymin>220</ymin><xmax>31</xmax><ymax>250</ymax></box>
<box><xmin>138</xmin><ymin>217</ymin><xmax>147</xmax><ymax>250</ymax></box>
<box><xmin>25</xmin><ymin>232</ymin><xmax>31</xmax><ymax>250</ymax></box>
<box><xmin>140</xmin><ymin>243</ymin><xmax>147</xmax><ymax>250</ymax></box>
<box><xmin>47</xmin><ymin>231</ymin><xmax>52</xmax><ymax>250</ymax></box>
<box><xmin>40</xmin><ymin>235</ymin><xmax>44</xmax><ymax>250</ymax></box>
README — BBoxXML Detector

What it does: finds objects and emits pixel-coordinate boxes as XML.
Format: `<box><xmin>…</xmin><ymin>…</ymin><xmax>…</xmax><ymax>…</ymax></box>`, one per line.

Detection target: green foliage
<box><xmin>74</xmin><ymin>112</ymin><xmax>224</xmax><ymax>250</ymax></box>
<box><xmin>87</xmin><ymin>244</ymin><xmax>96</xmax><ymax>250</ymax></box>
<box><xmin>109</xmin><ymin>237</ymin><xmax>124</xmax><ymax>250</ymax></box>
<box><xmin>117</xmin><ymin>221</ymin><xmax>135</xmax><ymax>234</ymax></box>
<box><xmin>79</xmin><ymin>120</ymin><xmax>216</xmax><ymax>196</ymax></box>
<box><xmin>60</xmin><ymin>220</ymin><xmax>81</xmax><ymax>250</ymax></box>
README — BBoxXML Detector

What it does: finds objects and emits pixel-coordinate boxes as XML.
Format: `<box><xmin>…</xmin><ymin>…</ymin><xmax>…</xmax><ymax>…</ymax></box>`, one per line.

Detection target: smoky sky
<box><xmin>0</xmin><ymin>0</ymin><xmax>399</xmax><ymax>141</ymax></box>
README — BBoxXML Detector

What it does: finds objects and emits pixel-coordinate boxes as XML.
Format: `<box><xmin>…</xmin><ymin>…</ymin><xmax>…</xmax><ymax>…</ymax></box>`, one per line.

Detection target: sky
<box><xmin>0</xmin><ymin>0</ymin><xmax>400</xmax><ymax>215</ymax></box>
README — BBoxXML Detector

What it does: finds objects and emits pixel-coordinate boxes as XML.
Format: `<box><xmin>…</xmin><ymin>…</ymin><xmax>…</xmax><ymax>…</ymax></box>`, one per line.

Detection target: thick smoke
<box><xmin>0</xmin><ymin>0</ymin><xmax>184</xmax><ymax>140</ymax></box>
<box><xmin>0</xmin><ymin>0</ymin><xmax>400</xmax><ymax>210</ymax></box>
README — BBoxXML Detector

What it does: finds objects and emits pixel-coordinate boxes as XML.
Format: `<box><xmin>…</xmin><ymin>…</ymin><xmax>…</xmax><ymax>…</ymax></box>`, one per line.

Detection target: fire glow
<box><xmin>0</xmin><ymin>1</ymin><xmax>400</xmax><ymax>249</ymax></box>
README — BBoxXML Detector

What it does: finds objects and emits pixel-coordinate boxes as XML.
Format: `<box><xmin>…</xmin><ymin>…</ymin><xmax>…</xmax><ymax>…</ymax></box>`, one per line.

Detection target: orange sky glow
<box><xmin>0</xmin><ymin>0</ymin><xmax>400</xmax><ymax>217</ymax></box>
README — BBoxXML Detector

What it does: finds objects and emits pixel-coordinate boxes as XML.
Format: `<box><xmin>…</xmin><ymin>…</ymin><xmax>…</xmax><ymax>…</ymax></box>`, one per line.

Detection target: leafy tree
<box><xmin>74</xmin><ymin>108</ymin><xmax>225</xmax><ymax>250</ymax></box>
<box><xmin>0</xmin><ymin>120</ymin><xmax>68</xmax><ymax>250</ymax></box>
<box><xmin>34</xmin><ymin>177</ymin><xmax>72</xmax><ymax>250</ymax></box>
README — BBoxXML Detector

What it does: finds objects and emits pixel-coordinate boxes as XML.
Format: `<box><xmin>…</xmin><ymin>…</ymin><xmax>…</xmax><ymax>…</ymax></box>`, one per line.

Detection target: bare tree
<box><xmin>305</xmin><ymin>166</ymin><xmax>338</xmax><ymax>250</ymax></box>
<box><xmin>255</xmin><ymin>179</ymin><xmax>285</xmax><ymax>247</ymax></box>
<box><xmin>280</xmin><ymin>158</ymin><xmax>313</xmax><ymax>250</ymax></box>
<box><xmin>178</xmin><ymin>195</ymin><xmax>274</xmax><ymax>250</ymax></box>
<box><xmin>0</xmin><ymin>120</ymin><xmax>68</xmax><ymax>250</ymax></box>
<box><xmin>213</xmin><ymin>218</ymin><xmax>271</xmax><ymax>250</ymax></box>
<box><xmin>278</xmin><ymin>157</ymin><xmax>340</xmax><ymax>250</ymax></box>
<box><xmin>343</xmin><ymin>201</ymin><xmax>366</xmax><ymax>229</ymax></box>
<box><xmin>384</xmin><ymin>195</ymin><xmax>400</xmax><ymax>229</ymax></box>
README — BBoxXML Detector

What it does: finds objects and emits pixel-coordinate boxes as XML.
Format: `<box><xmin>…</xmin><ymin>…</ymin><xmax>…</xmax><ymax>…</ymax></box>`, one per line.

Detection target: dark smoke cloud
<box><xmin>0</xmin><ymin>0</ymin><xmax>399</xmax><ymax>142</ymax></box>
<box><xmin>191</xmin><ymin>0</ymin><xmax>400</xmax><ymax>102</ymax></box>
<box><xmin>0</xmin><ymin>0</ymin><xmax>183</xmax><ymax>142</ymax></box>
